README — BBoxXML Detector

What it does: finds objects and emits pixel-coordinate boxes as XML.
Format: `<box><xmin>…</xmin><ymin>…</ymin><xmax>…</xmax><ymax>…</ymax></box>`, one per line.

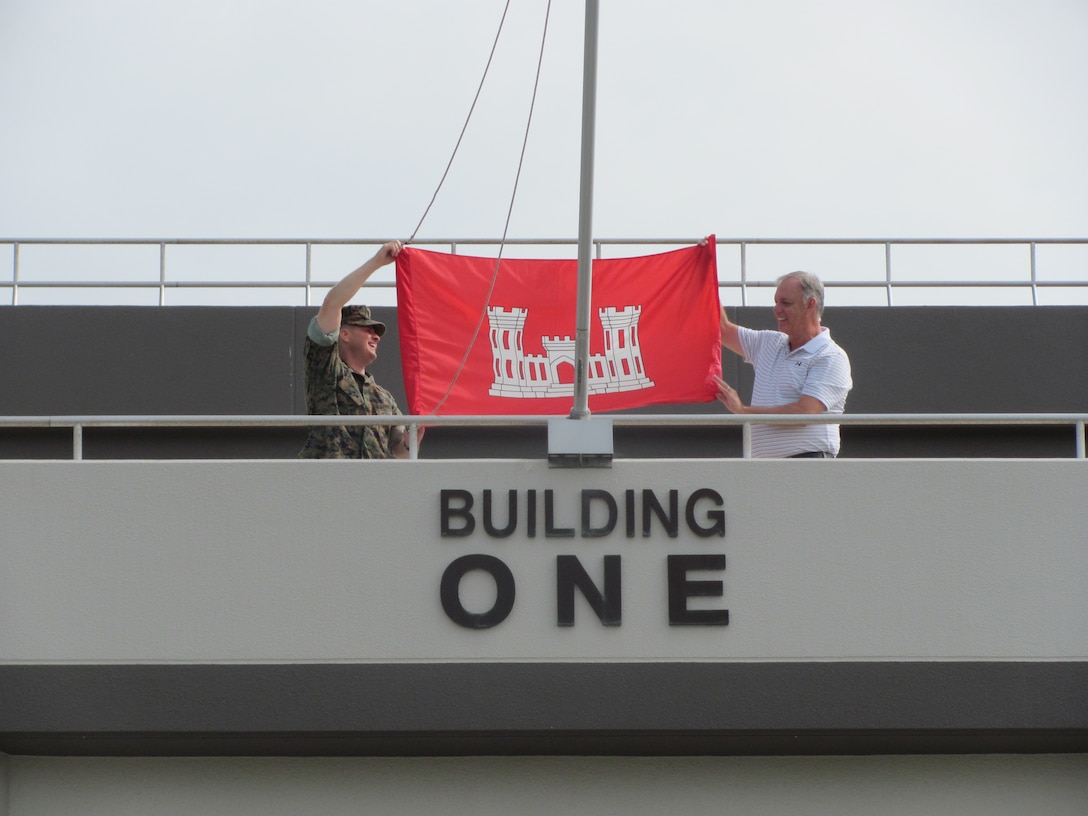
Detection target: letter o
<box><xmin>440</xmin><ymin>554</ymin><xmax>516</xmax><ymax>629</ymax></box>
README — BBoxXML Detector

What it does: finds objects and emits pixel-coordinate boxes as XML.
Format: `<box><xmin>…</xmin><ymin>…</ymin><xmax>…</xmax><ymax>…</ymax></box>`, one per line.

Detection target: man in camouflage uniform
<box><xmin>298</xmin><ymin>241</ymin><xmax>415</xmax><ymax>459</ymax></box>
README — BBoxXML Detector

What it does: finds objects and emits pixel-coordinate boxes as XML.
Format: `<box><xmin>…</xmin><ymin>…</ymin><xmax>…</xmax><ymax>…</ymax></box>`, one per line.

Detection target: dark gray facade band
<box><xmin>2</xmin><ymin>662</ymin><xmax>1085</xmax><ymax>757</ymax></box>
<box><xmin>2</xmin><ymin>305</ymin><xmax>1087</xmax><ymax>460</ymax></box>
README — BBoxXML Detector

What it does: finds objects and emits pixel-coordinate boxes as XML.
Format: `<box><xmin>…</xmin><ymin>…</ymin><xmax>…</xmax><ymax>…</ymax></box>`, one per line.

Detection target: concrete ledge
<box><xmin>2</xmin><ymin>662</ymin><xmax>1085</xmax><ymax>757</ymax></box>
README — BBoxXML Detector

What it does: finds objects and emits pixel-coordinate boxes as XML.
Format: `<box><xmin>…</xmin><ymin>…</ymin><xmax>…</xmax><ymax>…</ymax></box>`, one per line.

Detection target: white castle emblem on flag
<box><xmin>487</xmin><ymin>305</ymin><xmax>655</xmax><ymax>398</ymax></box>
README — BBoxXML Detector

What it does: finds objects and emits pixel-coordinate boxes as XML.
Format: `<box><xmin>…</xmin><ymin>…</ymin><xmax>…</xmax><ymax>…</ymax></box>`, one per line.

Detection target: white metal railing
<box><xmin>2</xmin><ymin>413</ymin><xmax>1084</xmax><ymax>461</ymax></box>
<box><xmin>3</xmin><ymin>238</ymin><xmax>1086</xmax><ymax>307</ymax></box>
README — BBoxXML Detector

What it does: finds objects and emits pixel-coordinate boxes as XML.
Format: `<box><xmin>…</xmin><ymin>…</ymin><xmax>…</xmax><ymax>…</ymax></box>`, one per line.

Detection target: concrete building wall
<box><xmin>2</xmin><ymin>459</ymin><xmax>1084</xmax><ymax>757</ymax></box>
<box><xmin>1</xmin><ymin>306</ymin><xmax>1085</xmax><ymax>814</ymax></box>
<box><xmin>4</xmin><ymin>755</ymin><xmax>1088</xmax><ymax>816</ymax></box>
<box><xmin>0</xmin><ymin>457</ymin><xmax>1086</xmax><ymax>814</ymax></box>
<box><xmin>3</xmin><ymin>460</ymin><xmax>1085</xmax><ymax>663</ymax></box>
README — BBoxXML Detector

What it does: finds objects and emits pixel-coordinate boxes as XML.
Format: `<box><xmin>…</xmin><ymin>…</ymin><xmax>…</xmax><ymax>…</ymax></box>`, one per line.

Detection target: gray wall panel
<box><xmin>2</xmin><ymin>306</ymin><xmax>297</xmax><ymax>415</ymax></box>
<box><xmin>1</xmin><ymin>663</ymin><xmax>1085</xmax><ymax>756</ymax></box>
<box><xmin>2</xmin><ymin>306</ymin><xmax>1085</xmax><ymax>459</ymax></box>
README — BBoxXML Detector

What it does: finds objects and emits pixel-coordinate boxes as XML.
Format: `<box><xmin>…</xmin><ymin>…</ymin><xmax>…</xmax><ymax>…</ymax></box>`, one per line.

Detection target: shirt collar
<box><xmin>788</xmin><ymin>327</ymin><xmax>831</xmax><ymax>356</ymax></box>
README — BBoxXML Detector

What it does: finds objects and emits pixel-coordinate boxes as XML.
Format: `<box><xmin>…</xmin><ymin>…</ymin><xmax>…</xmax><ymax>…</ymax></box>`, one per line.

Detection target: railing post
<box><xmin>1076</xmin><ymin>420</ymin><xmax>1085</xmax><ymax>460</ymax></box>
<box><xmin>408</xmin><ymin>423</ymin><xmax>419</xmax><ymax>460</ymax></box>
<box><xmin>1030</xmin><ymin>242</ymin><xmax>1038</xmax><ymax>306</ymax></box>
<box><xmin>12</xmin><ymin>241</ymin><xmax>19</xmax><ymax>306</ymax></box>
<box><xmin>72</xmin><ymin>423</ymin><xmax>83</xmax><ymax>461</ymax></box>
<box><xmin>305</xmin><ymin>242</ymin><xmax>313</xmax><ymax>307</ymax></box>
<box><xmin>885</xmin><ymin>242</ymin><xmax>893</xmax><ymax>306</ymax></box>
<box><xmin>158</xmin><ymin>243</ymin><xmax>167</xmax><ymax>306</ymax></box>
<box><xmin>739</xmin><ymin>242</ymin><xmax>748</xmax><ymax>307</ymax></box>
<box><xmin>742</xmin><ymin>422</ymin><xmax>752</xmax><ymax>459</ymax></box>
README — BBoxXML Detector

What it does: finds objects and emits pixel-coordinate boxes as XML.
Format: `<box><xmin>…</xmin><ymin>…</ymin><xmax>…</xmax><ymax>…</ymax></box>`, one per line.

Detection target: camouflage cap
<box><xmin>341</xmin><ymin>305</ymin><xmax>386</xmax><ymax>336</ymax></box>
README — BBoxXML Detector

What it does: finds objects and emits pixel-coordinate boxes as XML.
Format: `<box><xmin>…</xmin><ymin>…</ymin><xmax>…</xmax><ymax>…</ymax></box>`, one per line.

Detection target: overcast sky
<box><xmin>1</xmin><ymin>0</ymin><xmax>1086</xmax><ymax>304</ymax></box>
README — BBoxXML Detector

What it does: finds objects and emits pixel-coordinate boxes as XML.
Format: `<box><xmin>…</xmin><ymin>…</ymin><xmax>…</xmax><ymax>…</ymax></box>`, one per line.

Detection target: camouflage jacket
<box><xmin>298</xmin><ymin>319</ymin><xmax>403</xmax><ymax>459</ymax></box>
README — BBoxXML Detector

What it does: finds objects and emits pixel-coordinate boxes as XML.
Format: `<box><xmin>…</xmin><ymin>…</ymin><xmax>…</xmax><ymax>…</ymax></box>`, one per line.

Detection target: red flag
<box><xmin>395</xmin><ymin>236</ymin><xmax>722</xmax><ymax>416</ymax></box>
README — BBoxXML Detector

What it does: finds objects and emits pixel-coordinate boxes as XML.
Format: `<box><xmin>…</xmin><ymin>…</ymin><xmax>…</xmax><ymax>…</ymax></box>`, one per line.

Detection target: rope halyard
<box><xmin>405</xmin><ymin>0</ymin><xmax>512</xmax><ymax>246</ymax></box>
<box><xmin>406</xmin><ymin>0</ymin><xmax>554</xmax><ymax>414</ymax></box>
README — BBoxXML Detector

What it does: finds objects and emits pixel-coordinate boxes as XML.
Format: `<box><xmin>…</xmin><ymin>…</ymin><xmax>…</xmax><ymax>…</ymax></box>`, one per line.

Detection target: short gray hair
<box><xmin>777</xmin><ymin>270</ymin><xmax>825</xmax><ymax>317</ymax></box>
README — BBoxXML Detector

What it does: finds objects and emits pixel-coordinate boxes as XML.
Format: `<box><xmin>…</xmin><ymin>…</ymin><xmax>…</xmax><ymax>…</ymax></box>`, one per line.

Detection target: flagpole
<box><xmin>570</xmin><ymin>0</ymin><xmax>599</xmax><ymax>420</ymax></box>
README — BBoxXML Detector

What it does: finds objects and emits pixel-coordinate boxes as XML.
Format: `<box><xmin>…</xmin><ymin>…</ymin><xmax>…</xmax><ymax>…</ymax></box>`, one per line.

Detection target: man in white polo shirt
<box><xmin>714</xmin><ymin>270</ymin><xmax>852</xmax><ymax>458</ymax></box>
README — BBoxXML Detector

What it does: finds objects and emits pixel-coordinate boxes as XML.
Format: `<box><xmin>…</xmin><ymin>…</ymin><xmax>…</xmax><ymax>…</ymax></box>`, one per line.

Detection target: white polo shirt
<box><xmin>737</xmin><ymin>326</ymin><xmax>853</xmax><ymax>458</ymax></box>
